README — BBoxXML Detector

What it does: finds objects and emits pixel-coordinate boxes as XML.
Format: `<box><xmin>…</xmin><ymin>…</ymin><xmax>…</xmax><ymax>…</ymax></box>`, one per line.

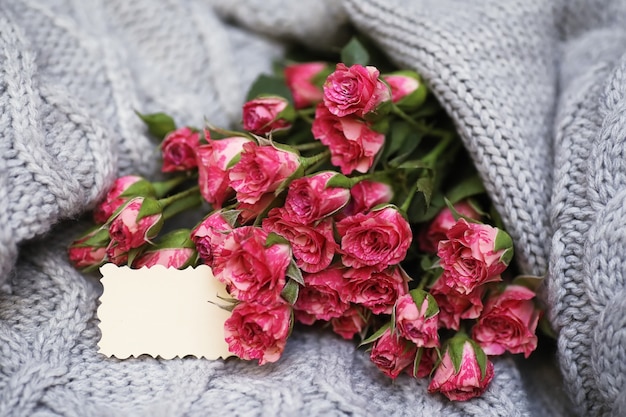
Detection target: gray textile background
<box><xmin>0</xmin><ymin>0</ymin><xmax>625</xmax><ymax>416</ymax></box>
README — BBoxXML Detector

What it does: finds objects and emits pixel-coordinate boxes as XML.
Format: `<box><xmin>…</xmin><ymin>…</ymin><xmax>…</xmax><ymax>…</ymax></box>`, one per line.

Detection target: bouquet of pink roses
<box><xmin>69</xmin><ymin>38</ymin><xmax>543</xmax><ymax>401</ymax></box>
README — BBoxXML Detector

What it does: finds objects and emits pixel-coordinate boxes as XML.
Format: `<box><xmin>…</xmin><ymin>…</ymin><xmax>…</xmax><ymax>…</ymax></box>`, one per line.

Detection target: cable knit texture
<box><xmin>0</xmin><ymin>0</ymin><xmax>624</xmax><ymax>416</ymax></box>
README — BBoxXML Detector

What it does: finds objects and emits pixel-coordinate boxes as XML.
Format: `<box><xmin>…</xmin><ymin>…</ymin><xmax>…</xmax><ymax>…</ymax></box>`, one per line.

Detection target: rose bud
<box><xmin>229</xmin><ymin>142</ymin><xmax>301</xmax><ymax>205</ymax></box>
<box><xmin>191</xmin><ymin>210</ymin><xmax>236</xmax><ymax>263</ymax></box>
<box><xmin>338</xmin><ymin>180</ymin><xmax>393</xmax><ymax>219</ymax></box>
<box><xmin>331</xmin><ymin>305</ymin><xmax>368</xmax><ymax>340</ymax></box>
<box><xmin>242</xmin><ymin>96</ymin><xmax>294</xmax><ymax>135</ymax></box>
<box><xmin>370</xmin><ymin>327</ymin><xmax>417</xmax><ymax>379</ymax></box>
<box><xmin>395</xmin><ymin>290</ymin><xmax>440</xmax><ymax>348</ymax></box>
<box><xmin>430</xmin><ymin>278</ymin><xmax>486</xmax><ymax>330</ymax></box>
<box><xmin>284</xmin><ymin>62</ymin><xmax>328</xmax><ymax>109</ymax></box>
<box><xmin>161</xmin><ymin>127</ymin><xmax>200</xmax><ymax>172</ymax></box>
<box><xmin>323</xmin><ymin>63</ymin><xmax>391</xmax><ymax>118</ymax></box>
<box><xmin>263</xmin><ymin>209</ymin><xmax>338</xmax><ymax>273</ymax></box>
<box><xmin>133</xmin><ymin>229</ymin><xmax>197</xmax><ymax>269</ymax></box>
<box><xmin>105</xmin><ymin>243</ymin><xmax>129</xmax><ymax>266</ymax></box>
<box><xmin>212</xmin><ymin>226</ymin><xmax>291</xmax><ymax>305</ymax></box>
<box><xmin>472</xmin><ymin>285</ymin><xmax>540</xmax><ymax>358</ymax></box>
<box><xmin>382</xmin><ymin>70</ymin><xmax>427</xmax><ymax>110</ymax></box>
<box><xmin>282</xmin><ymin>171</ymin><xmax>351</xmax><ymax>225</ymax></box>
<box><xmin>93</xmin><ymin>176</ymin><xmax>154</xmax><ymax>224</ymax></box>
<box><xmin>236</xmin><ymin>193</ymin><xmax>276</xmax><ymax>224</ymax></box>
<box><xmin>108</xmin><ymin>197</ymin><xmax>163</xmax><ymax>252</ymax></box>
<box><xmin>312</xmin><ymin>104</ymin><xmax>384</xmax><ymax>175</ymax></box>
<box><xmin>224</xmin><ymin>301</ymin><xmax>292</xmax><ymax>365</ymax></box>
<box><xmin>437</xmin><ymin>219</ymin><xmax>513</xmax><ymax>295</ymax></box>
<box><xmin>428</xmin><ymin>334</ymin><xmax>494</xmax><ymax>401</ymax></box>
<box><xmin>68</xmin><ymin>226</ymin><xmax>110</xmax><ymax>270</ymax></box>
<box><xmin>293</xmin><ymin>266</ymin><xmax>350</xmax><ymax>321</ymax></box>
<box><xmin>417</xmin><ymin>200</ymin><xmax>481</xmax><ymax>253</ymax></box>
<box><xmin>337</xmin><ymin>205</ymin><xmax>412</xmax><ymax>271</ymax></box>
<box><xmin>196</xmin><ymin>133</ymin><xmax>251</xmax><ymax>209</ymax></box>
<box><xmin>342</xmin><ymin>266</ymin><xmax>409</xmax><ymax>315</ymax></box>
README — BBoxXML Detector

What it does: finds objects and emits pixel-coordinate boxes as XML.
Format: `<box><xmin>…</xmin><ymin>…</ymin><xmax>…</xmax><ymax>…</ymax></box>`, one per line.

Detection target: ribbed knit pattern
<box><xmin>0</xmin><ymin>0</ymin><xmax>624</xmax><ymax>416</ymax></box>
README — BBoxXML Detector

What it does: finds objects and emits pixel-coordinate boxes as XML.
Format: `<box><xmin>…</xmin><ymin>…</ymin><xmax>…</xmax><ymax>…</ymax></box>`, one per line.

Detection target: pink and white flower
<box><xmin>370</xmin><ymin>328</ymin><xmax>417</xmax><ymax>379</ymax></box>
<box><xmin>282</xmin><ymin>171</ymin><xmax>350</xmax><ymax>224</ymax></box>
<box><xmin>242</xmin><ymin>96</ymin><xmax>293</xmax><ymax>135</ymax></box>
<box><xmin>93</xmin><ymin>175</ymin><xmax>149</xmax><ymax>224</ymax></box>
<box><xmin>339</xmin><ymin>180</ymin><xmax>393</xmax><ymax>219</ymax></box>
<box><xmin>133</xmin><ymin>247</ymin><xmax>196</xmax><ymax>269</ymax></box>
<box><xmin>430</xmin><ymin>277</ymin><xmax>486</xmax><ymax>330</ymax></box>
<box><xmin>225</xmin><ymin>301</ymin><xmax>292</xmax><ymax>365</ymax></box>
<box><xmin>285</xmin><ymin>62</ymin><xmax>327</xmax><ymax>109</ymax></box>
<box><xmin>68</xmin><ymin>227</ymin><xmax>109</xmax><ymax>269</ymax></box>
<box><xmin>294</xmin><ymin>267</ymin><xmax>350</xmax><ymax>322</ymax></box>
<box><xmin>107</xmin><ymin>197</ymin><xmax>163</xmax><ymax>252</ymax></box>
<box><xmin>161</xmin><ymin>127</ymin><xmax>200</xmax><ymax>172</ymax></box>
<box><xmin>418</xmin><ymin>201</ymin><xmax>481</xmax><ymax>253</ymax></box>
<box><xmin>330</xmin><ymin>305</ymin><xmax>368</xmax><ymax>340</ymax></box>
<box><xmin>191</xmin><ymin>211</ymin><xmax>235</xmax><ymax>263</ymax></box>
<box><xmin>395</xmin><ymin>291</ymin><xmax>440</xmax><ymax>348</ymax></box>
<box><xmin>343</xmin><ymin>266</ymin><xmax>408</xmax><ymax>315</ymax></box>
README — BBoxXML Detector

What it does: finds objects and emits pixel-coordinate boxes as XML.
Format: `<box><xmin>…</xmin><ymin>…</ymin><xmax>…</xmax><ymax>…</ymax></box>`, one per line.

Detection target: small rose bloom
<box><xmin>418</xmin><ymin>201</ymin><xmax>481</xmax><ymax>253</ymax></box>
<box><xmin>196</xmin><ymin>135</ymin><xmax>250</xmax><ymax>209</ymax></box>
<box><xmin>381</xmin><ymin>71</ymin><xmax>427</xmax><ymax>109</ymax></box>
<box><xmin>343</xmin><ymin>266</ymin><xmax>408</xmax><ymax>315</ymax></box>
<box><xmin>337</xmin><ymin>206</ymin><xmax>412</xmax><ymax>271</ymax></box>
<box><xmin>437</xmin><ymin>219</ymin><xmax>512</xmax><ymax>295</ymax></box>
<box><xmin>428</xmin><ymin>338</ymin><xmax>494</xmax><ymax>401</ymax></box>
<box><xmin>108</xmin><ymin>197</ymin><xmax>163</xmax><ymax>252</ymax></box>
<box><xmin>294</xmin><ymin>267</ymin><xmax>350</xmax><ymax>321</ymax></box>
<box><xmin>229</xmin><ymin>142</ymin><xmax>301</xmax><ymax>204</ymax></box>
<box><xmin>236</xmin><ymin>193</ymin><xmax>275</xmax><ymax>224</ymax></box>
<box><xmin>242</xmin><ymin>96</ymin><xmax>293</xmax><ymax>135</ymax></box>
<box><xmin>285</xmin><ymin>62</ymin><xmax>327</xmax><ymax>109</ymax></box>
<box><xmin>339</xmin><ymin>180</ymin><xmax>393</xmax><ymax>219</ymax></box>
<box><xmin>93</xmin><ymin>176</ymin><xmax>148</xmax><ymax>224</ymax></box>
<box><xmin>282</xmin><ymin>171</ymin><xmax>351</xmax><ymax>224</ymax></box>
<box><xmin>212</xmin><ymin>226</ymin><xmax>290</xmax><ymax>305</ymax></box>
<box><xmin>370</xmin><ymin>328</ymin><xmax>417</xmax><ymax>379</ymax></box>
<box><xmin>331</xmin><ymin>305</ymin><xmax>368</xmax><ymax>340</ymax></box>
<box><xmin>430</xmin><ymin>278</ymin><xmax>486</xmax><ymax>330</ymax></box>
<box><xmin>395</xmin><ymin>291</ymin><xmax>440</xmax><ymax>348</ymax></box>
<box><xmin>191</xmin><ymin>211</ymin><xmax>234</xmax><ymax>263</ymax></box>
<box><xmin>312</xmin><ymin>104</ymin><xmax>384</xmax><ymax>175</ymax></box>
<box><xmin>323</xmin><ymin>63</ymin><xmax>391</xmax><ymax>118</ymax></box>
<box><xmin>472</xmin><ymin>285</ymin><xmax>540</xmax><ymax>358</ymax></box>
<box><xmin>105</xmin><ymin>243</ymin><xmax>129</xmax><ymax>266</ymax></box>
<box><xmin>161</xmin><ymin>127</ymin><xmax>200</xmax><ymax>172</ymax></box>
<box><xmin>68</xmin><ymin>228</ymin><xmax>109</xmax><ymax>270</ymax></box>
<box><xmin>224</xmin><ymin>301</ymin><xmax>292</xmax><ymax>365</ymax></box>
<box><xmin>133</xmin><ymin>247</ymin><xmax>196</xmax><ymax>269</ymax></box>
<box><xmin>263</xmin><ymin>209</ymin><xmax>338</xmax><ymax>273</ymax></box>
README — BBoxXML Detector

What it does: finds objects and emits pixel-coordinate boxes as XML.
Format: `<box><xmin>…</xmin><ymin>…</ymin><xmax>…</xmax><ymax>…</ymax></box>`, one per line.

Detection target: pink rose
<box><xmin>191</xmin><ymin>211</ymin><xmax>234</xmax><ymax>263</ymax></box>
<box><xmin>428</xmin><ymin>337</ymin><xmax>494</xmax><ymax>401</ymax></box>
<box><xmin>212</xmin><ymin>226</ymin><xmax>290</xmax><ymax>304</ymax></box>
<box><xmin>93</xmin><ymin>176</ymin><xmax>149</xmax><ymax>224</ymax></box>
<box><xmin>312</xmin><ymin>104</ymin><xmax>384</xmax><ymax>175</ymax></box>
<box><xmin>381</xmin><ymin>71</ymin><xmax>426</xmax><ymax>109</ymax></box>
<box><xmin>229</xmin><ymin>142</ymin><xmax>301</xmax><ymax>204</ymax></box>
<box><xmin>236</xmin><ymin>193</ymin><xmax>276</xmax><ymax>224</ymax></box>
<box><xmin>105</xmin><ymin>243</ymin><xmax>129</xmax><ymax>266</ymax></box>
<box><xmin>430</xmin><ymin>278</ymin><xmax>486</xmax><ymax>330</ymax></box>
<box><xmin>224</xmin><ymin>301</ymin><xmax>292</xmax><ymax>365</ymax></box>
<box><xmin>337</xmin><ymin>206</ymin><xmax>412</xmax><ymax>271</ymax></box>
<box><xmin>472</xmin><ymin>285</ymin><xmax>540</xmax><ymax>358</ymax></box>
<box><xmin>418</xmin><ymin>201</ymin><xmax>481</xmax><ymax>253</ymax></box>
<box><xmin>196</xmin><ymin>135</ymin><xmax>250</xmax><ymax>209</ymax></box>
<box><xmin>331</xmin><ymin>305</ymin><xmax>368</xmax><ymax>340</ymax></box>
<box><xmin>133</xmin><ymin>247</ymin><xmax>196</xmax><ymax>269</ymax></box>
<box><xmin>282</xmin><ymin>171</ymin><xmax>351</xmax><ymax>224</ymax></box>
<box><xmin>263</xmin><ymin>209</ymin><xmax>338</xmax><ymax>273</ymax></box>
<box><xmin>343</xmin><ymin>266</ymin><xmax>408</xmax><ymax>314</ymax></box>
<box><xmin>242</xmin><ymin>96</ymin><xmax>293</xmax><ymax>135</ymax></box>
<box><xmin>284</xmin><ymin>62</ymin><xmax>327</xmax><ymax>109</ymax></box>
<box><xmin>339</xmin><ymin>180</ymin><xmax>393</xmax><ymax>219</ymax></box>
<box><xmin>108</xmin><ymin>197</ymin><xmax>163</xmax><ymax>252</ymax></box>
<box><xmin>68</xmin><ymin>227</ymin><xmax>109</xmax><ymax>270</ymax></box>
<box><xmin>370</xmin><ymin>328</ymin><xmax>417</xmax><ymax>379</ymax></box>
<box><xmin>323</xmin><ymin>63</ymin><xmax>391</xmax><ymax>118</ymax></box>
<box><xmin>406</xmin><ymin>348</ymin><xmax>437</xmax><ymax>379</ymax></box>
<box><xmin>161</xmin><ymin>127</ymin><xmax>200</xmax><ymax>172</ymax></box>
<box><xmin>395</xmin><ymin>291</ymin><xmax>440</xmax><ymax>348</ymax></box>
<box><xmin>294</xmin><ymin>267</ymin><xmax>350</xmax><ymax>321</ymax></box>
<box><xmin>437</xmin><ymin>219</ymin><xmax>512</xmax><ymax>294</ymax></box>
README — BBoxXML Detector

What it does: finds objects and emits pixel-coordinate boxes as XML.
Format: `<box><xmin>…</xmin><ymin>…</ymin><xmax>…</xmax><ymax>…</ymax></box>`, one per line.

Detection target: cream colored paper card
<box><xmin>97</xmin><ymin>263</ymin><xmax>234</xmax><ymax>360</ymax></box>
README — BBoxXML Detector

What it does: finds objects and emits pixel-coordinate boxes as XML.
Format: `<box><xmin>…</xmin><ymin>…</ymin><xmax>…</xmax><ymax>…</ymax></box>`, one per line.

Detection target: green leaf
<box><xmin>445</xmin><ymin>175</ymin><xmax>486</xmax><ymax>205</ymax></box>
<box><xmin>135</xmin><ymin>111</ymin><xmax>176</xmax><ymax>141</ymax></box>
<box><xmin>538</xmin><ymin>315</ymin><xmax>557</xmax><ymax>339</ymax></box>
<box><xmin>512</xmin><ymin>274</ymin><xmax>543</xmax><ymax>292</ymax></box>
<box><xmin>447</xmin><ymin>335</ymin><xmax>466</xmax><ymax>374</ymax></box>
<box><xmin>494</xmin><ymin>229</ymin><xmax>514</xmax><ymax>266</ymax></box>
<box><xmin>443</xmin><ymin>197</ymin><xmax>482</xmax><ymax>224</ymax></box>
<box><xmin>358</xmin><ymin>322</ymin><xmax>390</xmax><ymax>347</ymax></box>
<box><xmin>381</xmin><ymin>120</ymin><xmax>411</xmax><ymax>161</ymax></box>
<box><xmin>325</xmin><ymin>173</ymin><xmax>353</xmax><ymax>189</ymax></box>
<box><xmin>265</xmin><ymin>232</ymin><xmax>290</xmax><ymax>248</ymax></box>
<box><xmin>79</xmin><ymin>227</ymin><xmax>110</xmax><ymax>247</ymax></box>
<box><xmin>152</xmin><ymin>229</ymin><xmax>195</xmax><ymax>249</ymax></box>
<box><xmin>398</xmin><ymin>159</ymin><xmax>431</xmax><ymax>170</ymax></box>
<box><xmin>286</xmin><ymin>259</ymin><xmax>305</xmax><ymax>285</ymax></box>
<box><xmin>341</xmin><ymin>37</ymin><xmax>370</xmax><ymax>67</ymax></box>
<box><xmin>246</xmin><ymin>75</ymin><xmax>294</xmax><ymax>105</ymax></box>
<box><xmin>469</xmin><ymin>339</ymin><xmax>489</xmax><ymax>380</ymax></box>
<box><xmin>281</xmin><ymin>279</ymin><xmax>300</xmax><ymax>305</ymax></box>
<box><xmin>119</xmin><ymin>179</ymin><xmax>156</xmax><ymax>199</ymax></box>
<box><xmin>416</xmin><ymin>176</ymin><xmax>433</xmax><ymax>208</ymax></box>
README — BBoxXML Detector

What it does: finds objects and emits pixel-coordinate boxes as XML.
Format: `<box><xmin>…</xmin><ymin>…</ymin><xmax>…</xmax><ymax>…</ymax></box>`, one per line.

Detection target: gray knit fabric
<box><xmin>0</xmin><ymin>0</ymin><xmax>624</xmax><ymax>416</ymax></box>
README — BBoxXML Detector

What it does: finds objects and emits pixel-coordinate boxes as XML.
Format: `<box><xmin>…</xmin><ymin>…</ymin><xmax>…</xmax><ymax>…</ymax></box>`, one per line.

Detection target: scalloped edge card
<box><xmin>97</xmin><ymin>263</ymin><xmax>234</xmax><ymax>360</ymax></box>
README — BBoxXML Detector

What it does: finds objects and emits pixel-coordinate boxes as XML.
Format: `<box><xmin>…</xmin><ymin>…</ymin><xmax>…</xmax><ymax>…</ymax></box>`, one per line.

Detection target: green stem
<box><xmin>301</xmin><ymin>149</ymin><xmax>330</xmax><ymax>173</ymax></box>
<box><xmin>416</xmin><ymin>275</ymin><xmax>428</xmax><ymax>291</ymax></box>
<box><xmin>422</xmin><ymin>134</ymin><xmax>455</xmax><ymax>165</ymax></box>
<box><xmin>159</xmin><ymin>186</ymin><xmax>201</xmax><ymax>220</ymax></box>
<box><xmin>400</xmin><ymin>184</ymin><xmax>418</xmax><ymax>213</ymax></box>
<box><xmin>152</xmin><ymin>176</ymin><xmax>193</xmax><ymax>199</ymax></box>
<box><xmin>293</xmin><ymin>141</ymin><xmax>326</xmax><ymax>151</ymax></box>
<box><xmin>392</xmin><ymin>104</ymin><xmax>421</xmax><ymax>130</ymax></box>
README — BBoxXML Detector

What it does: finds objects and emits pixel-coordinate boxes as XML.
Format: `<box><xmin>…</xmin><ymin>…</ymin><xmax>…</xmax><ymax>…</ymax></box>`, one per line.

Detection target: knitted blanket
<box><xmin>1</xmin><ymin>0</ymin><xmax>624</xmax><ymax>416</ymax></box>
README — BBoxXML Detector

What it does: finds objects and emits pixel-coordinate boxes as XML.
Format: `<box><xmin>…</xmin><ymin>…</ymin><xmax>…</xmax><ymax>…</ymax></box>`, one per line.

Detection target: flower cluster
<box><xmin>69</xmin><ymin>38</ymin><xmax>544</xmax><ymax>401</ymax></box>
